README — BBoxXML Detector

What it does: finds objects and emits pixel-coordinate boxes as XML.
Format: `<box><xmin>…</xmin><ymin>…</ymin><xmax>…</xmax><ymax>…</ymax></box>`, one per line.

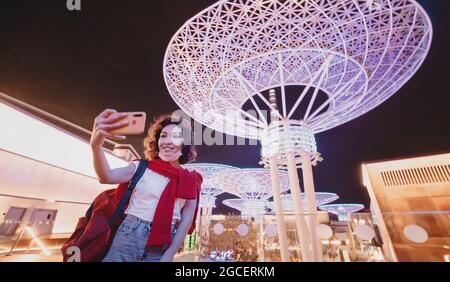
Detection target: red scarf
<box><xmin>115</xmin><ymin>159</ymin><xmax>202</xmax><ymax>246</ymax></box>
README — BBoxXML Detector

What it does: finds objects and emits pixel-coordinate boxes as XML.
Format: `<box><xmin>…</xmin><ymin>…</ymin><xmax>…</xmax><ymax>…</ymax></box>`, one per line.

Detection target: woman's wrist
<box><xmin>90</xmin><ymin>142</ymin><xmax>103</xmax><ymax>151</ymax></box>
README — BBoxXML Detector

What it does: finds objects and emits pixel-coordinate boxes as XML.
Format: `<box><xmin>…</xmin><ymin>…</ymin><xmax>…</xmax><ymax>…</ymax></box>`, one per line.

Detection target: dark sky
<box><xmin>0</xmin><ymin>0</ymin><xmax>449</xmax><ymax>213</ymax></box>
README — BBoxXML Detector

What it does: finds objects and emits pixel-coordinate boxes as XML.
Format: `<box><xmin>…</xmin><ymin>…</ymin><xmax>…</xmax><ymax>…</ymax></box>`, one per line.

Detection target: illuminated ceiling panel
<box><xmin>0</xmin><ymin>98</ymin><xmax>127</xmax><ymax>178</ymax></box>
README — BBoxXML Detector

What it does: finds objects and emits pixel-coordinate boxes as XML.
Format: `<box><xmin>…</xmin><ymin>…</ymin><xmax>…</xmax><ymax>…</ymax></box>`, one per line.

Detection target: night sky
<box><xmin>0</xmin><ymin>0</ymin><xmax>449</xmax><ymax>213</ymax></box>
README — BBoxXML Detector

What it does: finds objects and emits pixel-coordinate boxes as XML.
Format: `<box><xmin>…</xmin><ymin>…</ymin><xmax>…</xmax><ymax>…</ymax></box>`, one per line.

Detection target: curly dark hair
<box><xmin>143</xmin><ymin>113</ymin><xmax>197</xmax><ymax>164</ymax></box>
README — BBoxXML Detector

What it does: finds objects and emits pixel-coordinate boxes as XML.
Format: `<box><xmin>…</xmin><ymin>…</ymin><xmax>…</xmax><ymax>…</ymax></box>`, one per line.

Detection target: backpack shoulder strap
<box><xmin>128</xmin><ymin>159</ymin><xmax>148</xmax><ymax>189</ymax></box>
<box><xmin>109</xmin><ymin>159</ymin><xmax>148</xmax><ymax>226</ymax></box>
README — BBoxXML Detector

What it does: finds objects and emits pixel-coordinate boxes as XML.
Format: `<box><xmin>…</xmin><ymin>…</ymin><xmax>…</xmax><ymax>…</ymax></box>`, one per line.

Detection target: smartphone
<box><xmin>109</xmin><ymin>112</ymin><xmax>146</xmax><ymax>135</ymax></box>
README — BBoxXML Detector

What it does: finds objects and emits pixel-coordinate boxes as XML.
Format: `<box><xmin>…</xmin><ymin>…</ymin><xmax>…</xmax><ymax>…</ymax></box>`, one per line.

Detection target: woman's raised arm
<box><xmin>90</xmin><ymin>109</ymin><xmax>136</xmax><ymax>184</ymax></box>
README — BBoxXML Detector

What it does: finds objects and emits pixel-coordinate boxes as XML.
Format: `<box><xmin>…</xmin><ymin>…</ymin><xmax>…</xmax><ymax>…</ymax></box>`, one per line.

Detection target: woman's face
<box><xmin>158</xmin><ymin>124</ymin><xmax>184</xmax><ymax>156</ymax></box>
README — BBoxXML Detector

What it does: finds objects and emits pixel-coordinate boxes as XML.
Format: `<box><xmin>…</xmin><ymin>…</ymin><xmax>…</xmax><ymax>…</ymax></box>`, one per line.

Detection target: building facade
<box><xmin>362</xmin><ymin>153</ymin><xmax>450</xmax><ymax>262</ymax></box>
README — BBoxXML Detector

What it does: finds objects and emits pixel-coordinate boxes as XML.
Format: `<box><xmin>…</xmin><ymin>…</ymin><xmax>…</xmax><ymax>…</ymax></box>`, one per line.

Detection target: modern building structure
<box><xmin>164</xmin><ymin>0</ymin><xmax>433</xmax><ymax>262</ymax></box>
<box><xmin>266</xmin><ymin>193</ymin><xmax>339</xmax><ymax>213</ymax></box>
<box><xmin>362</xmin><ymin>152</ymin><xmax>450</xmax><ymax>262</ymax></box>
<box><xmin>0</xmin><ymin>92</ymin><xmax>138</xmax><ymax>255</ymax></box>
<box><xmin>319</xmin><ymin>204</ymin><xmax>365</xmax><ymax>222</ymax></box>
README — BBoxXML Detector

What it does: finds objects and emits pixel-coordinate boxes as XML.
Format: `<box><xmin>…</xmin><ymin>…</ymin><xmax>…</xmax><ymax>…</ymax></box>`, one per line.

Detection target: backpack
<box><xmin>61</xmin><ymin>160</ymin><xmax>148</xmax><ymax>262</ymax></box>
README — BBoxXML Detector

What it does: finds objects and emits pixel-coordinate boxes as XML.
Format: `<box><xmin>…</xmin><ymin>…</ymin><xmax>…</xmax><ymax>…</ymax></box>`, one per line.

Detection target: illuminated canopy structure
<box><xmin>164</xmin><ymin>0</ymin><xmax>432</xmax><ymax>261</ymax></box>
<box><xmin>212</xmin><ymin>168</ymin><xmax>290</xmax><ymax>202</ymax></box>
<box><xmin>164</xmin><ymin>0</ymin><xmax>432</xmax><ymax>137</ymax></box>
<box><xmin>266</xmin><ymin>192</ymin><xmax>339</xmax><ymax>212</ymax></box>
<box><xmin>222</xmin><ymin>199</ymin><xmax>267</xmax><ymax>218</ymax></box>
<box><xmin>183</xmin><ymin>163</ymin><xmax>237</xmax><ymax>209</ymax></box>
<box><xmin>212</xmin><ymin>168</ymin><xmax>290</xmax><ymax>262</ymax></box>
<box><xmin>215</xmin><ymin>169</ymin><xmax>289</xmax><ymax>262</ymax></box>
<box><xmin>319</xmin><ymin>204</ymin><xmax>365</xmax><ymax>221</ymax></box>
<box><xmin>213</xmin><ymin>168</ymin><xmax>292</xmax><ymax>216</ymax></box>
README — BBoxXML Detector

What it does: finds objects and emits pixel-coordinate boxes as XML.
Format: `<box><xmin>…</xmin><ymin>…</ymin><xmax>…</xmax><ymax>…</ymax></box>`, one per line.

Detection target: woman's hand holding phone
<box><xmin>90</xmin><ymin>109</ymin><xmax>129</xmax><ymax>148</ymax></box>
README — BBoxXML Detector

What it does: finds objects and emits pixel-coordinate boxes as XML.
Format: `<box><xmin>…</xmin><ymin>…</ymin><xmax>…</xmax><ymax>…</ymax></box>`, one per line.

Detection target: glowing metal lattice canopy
<box><xmin>222</xmin><ymin>198</ymin><xmax>268</xmax><ymax>217</ymax></box>
<box><xmin>183</xmin><ymin>163</ymin><xmax>238</xmax><ymax>208</ymax></box>
<box><xmin>164</xmin><ymin>0</ymin><xmax>432</xmax><ymax>138</ymax></box>
<box><xmin>266</xmin><ymin>192</ymin><xmax>339</xmax><ymax>212</ymax></box>
<box><xmin>183</xmin><ymin>163</ymin><xmax>237</xmax><ymax>196</ymax></box>
<box><xmin>212</xmin><ymin>168</ymin><xmax>290</xmax><ymax>200</ymax></box>
<box><xmin>319</xmin><ymin>204</ymin><xmax>365</xmax><ymax>221</ymax></box>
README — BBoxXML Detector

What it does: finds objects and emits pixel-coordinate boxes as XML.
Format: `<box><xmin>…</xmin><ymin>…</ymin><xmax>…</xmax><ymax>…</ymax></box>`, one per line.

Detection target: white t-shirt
<box><xmin>124</xmin><ymin>161</ymin><xmax>186</xmax><ymax>223</ymax></box>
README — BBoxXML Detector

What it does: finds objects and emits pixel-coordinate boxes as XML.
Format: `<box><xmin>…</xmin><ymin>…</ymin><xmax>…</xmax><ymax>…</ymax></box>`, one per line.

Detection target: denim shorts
<box><xmin>102</xmin><ymin>214</ymin><xmax>176</xmax><ymax>262</ymax></box>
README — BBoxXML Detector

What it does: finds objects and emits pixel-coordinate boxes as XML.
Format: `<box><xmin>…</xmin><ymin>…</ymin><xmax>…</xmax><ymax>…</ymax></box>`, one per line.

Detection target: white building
<box><xmin>0</xmin><ymin>92</ymin><xmax>138</xmax><ymax>241</ymax></box>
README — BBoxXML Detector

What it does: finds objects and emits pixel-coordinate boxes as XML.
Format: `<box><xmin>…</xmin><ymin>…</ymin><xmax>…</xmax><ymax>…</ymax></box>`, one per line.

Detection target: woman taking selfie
<box><xmin>90</xmin><ymin>109</ymin><xmax>202</xmax><ymax>262</ymax></box>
